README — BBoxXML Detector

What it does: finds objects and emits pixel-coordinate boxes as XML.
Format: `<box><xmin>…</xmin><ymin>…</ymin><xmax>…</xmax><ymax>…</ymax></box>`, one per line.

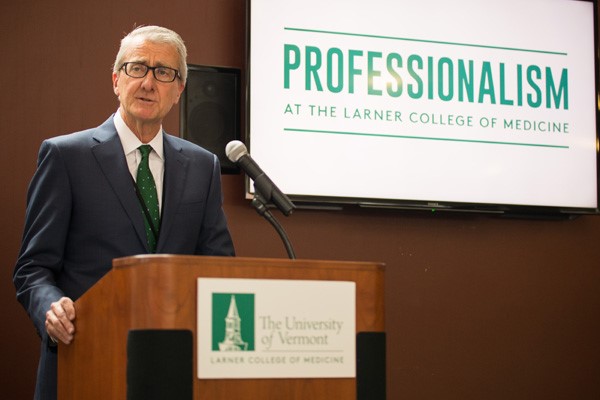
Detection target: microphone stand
<box><xmin>251</xmin><ymin>193</ymin><xmax>296</xmax><ymax>259</ymax></box>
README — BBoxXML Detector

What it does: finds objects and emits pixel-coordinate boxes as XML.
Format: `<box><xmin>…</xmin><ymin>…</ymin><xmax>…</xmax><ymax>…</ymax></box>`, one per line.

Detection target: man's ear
<box><xmin>174</xmin><ymin>81</ymin><xmax>185</xmax><ymax>104</ymax></box>
<box><xmin>112</xmin><ymin>72</ymin><xmax>120</xmax><ymax>96</ymax></box>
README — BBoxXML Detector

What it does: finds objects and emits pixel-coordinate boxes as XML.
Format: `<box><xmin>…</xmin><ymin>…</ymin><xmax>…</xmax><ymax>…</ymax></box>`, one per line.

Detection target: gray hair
<box><xmin>113</xmin><ymin>25</ymin><xmax>188</xmax><ymax>85</ymax></box>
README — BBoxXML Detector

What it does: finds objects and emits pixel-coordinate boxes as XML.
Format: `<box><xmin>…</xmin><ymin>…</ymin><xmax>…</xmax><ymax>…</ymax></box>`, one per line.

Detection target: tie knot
<box><xmin>138</xmin><ymin>145</ymin><xmax>152</xmax><ymax>158</ymax></box>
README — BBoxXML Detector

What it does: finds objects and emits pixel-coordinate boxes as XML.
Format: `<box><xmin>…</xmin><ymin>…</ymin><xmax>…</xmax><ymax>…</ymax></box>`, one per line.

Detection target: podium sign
<box><xmin>197</xmin><ymin>278</ymin><xmax>356</xmax><ymax>379</ymax></box>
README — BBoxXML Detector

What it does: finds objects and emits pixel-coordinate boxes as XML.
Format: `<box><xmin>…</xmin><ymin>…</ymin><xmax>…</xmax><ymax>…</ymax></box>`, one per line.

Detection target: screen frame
<box><xmin>245</xmin><ymin>0</ymin><xmax>600</xmax><ymax>218</ymax></box>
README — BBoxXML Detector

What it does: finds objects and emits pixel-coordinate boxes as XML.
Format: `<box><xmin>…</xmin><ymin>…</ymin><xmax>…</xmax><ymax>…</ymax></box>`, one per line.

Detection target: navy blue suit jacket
<box><xmin>14</xmin><ymin>116</ymin><xmax>235</xmax><ymax>399</ymax></box>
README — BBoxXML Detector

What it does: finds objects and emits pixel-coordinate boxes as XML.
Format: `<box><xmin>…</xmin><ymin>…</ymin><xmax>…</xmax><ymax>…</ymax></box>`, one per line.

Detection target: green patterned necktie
<box><xmin>136</xmin><ymin>145</ymin><xmax>160</xmax><ymax>253</ymax></box>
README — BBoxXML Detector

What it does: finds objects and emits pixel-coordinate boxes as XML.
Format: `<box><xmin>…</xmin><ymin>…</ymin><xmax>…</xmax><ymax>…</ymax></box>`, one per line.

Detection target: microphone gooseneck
<box><xmin>226</xmin><ymin>140</ymin><xmax>297</xmax><ymax>259</ymax></box>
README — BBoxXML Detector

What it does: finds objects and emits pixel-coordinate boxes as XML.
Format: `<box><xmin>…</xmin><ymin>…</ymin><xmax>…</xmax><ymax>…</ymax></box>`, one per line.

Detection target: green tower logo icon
<box><xmin>212</xmin><ymin>293</ymin><xmax>255</xmax><ymax>351</ymax></box>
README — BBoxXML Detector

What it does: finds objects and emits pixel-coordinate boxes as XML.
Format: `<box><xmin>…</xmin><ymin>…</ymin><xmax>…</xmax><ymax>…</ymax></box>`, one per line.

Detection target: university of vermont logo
<box><xmin>212</xmin><ymin>293</ymin><xmax>255</xmax><ymax>351</ymax></box>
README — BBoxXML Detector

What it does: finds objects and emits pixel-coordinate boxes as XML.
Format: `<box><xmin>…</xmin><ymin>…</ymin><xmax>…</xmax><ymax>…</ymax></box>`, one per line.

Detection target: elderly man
<box><xmin>14</xmin><ymin>25</ymin><xmax>235</xmax><ymax>400</ymax></box>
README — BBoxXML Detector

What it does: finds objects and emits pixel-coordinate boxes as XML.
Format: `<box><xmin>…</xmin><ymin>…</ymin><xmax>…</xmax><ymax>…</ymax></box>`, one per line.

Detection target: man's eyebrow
<box><xmin>125</xmin><ymin>59</ymin><xmax>146</xmax><ymax>65</ymax></box>
<box><xmin>129</xmin><ymin>60</ymin><xmax>176</xmax><ymax>69</ymax></box>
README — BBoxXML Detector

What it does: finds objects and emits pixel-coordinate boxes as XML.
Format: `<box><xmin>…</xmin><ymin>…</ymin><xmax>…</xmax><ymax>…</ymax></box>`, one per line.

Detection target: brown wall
<box><xmin>2</xmin><ymin>1</ymin><xmax>600</xmax><ymax>399</ymax></box>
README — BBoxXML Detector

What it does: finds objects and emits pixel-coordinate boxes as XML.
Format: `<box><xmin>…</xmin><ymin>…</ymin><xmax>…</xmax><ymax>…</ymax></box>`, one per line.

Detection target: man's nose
<box><xmin>140</xmin><ymin>71</ymin><xmax>157</xmax><ymax>89</ymax></box>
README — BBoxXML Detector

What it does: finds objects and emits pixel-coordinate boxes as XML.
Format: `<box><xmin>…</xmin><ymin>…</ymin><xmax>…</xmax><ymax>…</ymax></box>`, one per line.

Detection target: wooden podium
<box><xmin>58</xmin><ymin>255</ymin><xmax>385</xmax><ymax>399</ymax></box>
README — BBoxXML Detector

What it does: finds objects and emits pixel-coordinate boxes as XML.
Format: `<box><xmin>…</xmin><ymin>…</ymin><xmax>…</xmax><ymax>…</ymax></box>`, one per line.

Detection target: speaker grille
<box><xmin>127</xmin><ymin>329</ymin><xmax>193</xmax><ymax>400</ymax></box>
<box><xmin>181</xmin><ymin>65</ymin><xmax>241</xmax><ymax>174</ymax></box>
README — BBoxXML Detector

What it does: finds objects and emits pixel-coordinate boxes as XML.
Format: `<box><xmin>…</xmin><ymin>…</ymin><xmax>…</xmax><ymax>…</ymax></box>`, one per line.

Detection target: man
<box><xmin>13</xmin><ymin>25</ymin><xmax>235</xmax><ymax>399</ymax></box>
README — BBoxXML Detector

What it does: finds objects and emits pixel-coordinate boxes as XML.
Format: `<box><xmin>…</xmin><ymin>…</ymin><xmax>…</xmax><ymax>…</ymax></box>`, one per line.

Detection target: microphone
<box><xmin>226</xmin><ymin>140</ymin><xmax>295</xmax><ymax>216</ymax></box>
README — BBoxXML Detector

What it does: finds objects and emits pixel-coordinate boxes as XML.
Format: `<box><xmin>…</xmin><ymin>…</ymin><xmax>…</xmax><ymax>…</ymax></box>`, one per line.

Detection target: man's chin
<box><xmin>122</xmin><ymin>104</ymin><xmax>172</xmax><ymax>125</ymax></box>
<box><xmin>130</xmin><ymin>108</ymin><xmax>162</xmax><ymax>123</ymax></box>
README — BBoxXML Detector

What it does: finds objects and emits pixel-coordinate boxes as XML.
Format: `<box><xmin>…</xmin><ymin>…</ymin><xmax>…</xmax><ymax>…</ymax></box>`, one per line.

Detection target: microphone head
<box><xmin>225</xmin><ymin>140</ymin><xmax>248</xmax><ymax>162</ymax></box>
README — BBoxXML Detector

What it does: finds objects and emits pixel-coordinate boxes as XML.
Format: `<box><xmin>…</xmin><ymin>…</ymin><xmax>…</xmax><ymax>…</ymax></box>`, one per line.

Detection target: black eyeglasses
<box><xmin>120</xmin><ymin>62</ymin><xmax>180</xmax><ymax>83</ymax></box>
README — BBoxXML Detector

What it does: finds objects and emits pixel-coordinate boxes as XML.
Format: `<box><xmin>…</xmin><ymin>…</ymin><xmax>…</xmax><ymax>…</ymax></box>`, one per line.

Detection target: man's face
<box><xmin>112</xmin><ymin>40</ymin><xmax>185</xmax><ymax>127</ymax></box>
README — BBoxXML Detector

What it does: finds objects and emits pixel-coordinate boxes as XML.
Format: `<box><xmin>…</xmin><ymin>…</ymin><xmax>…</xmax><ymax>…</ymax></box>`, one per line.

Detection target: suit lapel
<box><xmin>91</xmin><ymin>118</ymin><xmax>148</xmax><ymax>250</ymax></box>
<box><xmin>156</xmin><ymin>134</ymin><xmax>189</xmax><ymax>252</ymax></box>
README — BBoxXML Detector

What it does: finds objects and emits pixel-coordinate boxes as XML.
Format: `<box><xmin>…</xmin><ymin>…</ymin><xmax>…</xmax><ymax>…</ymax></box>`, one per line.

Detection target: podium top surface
<box><xmin>113</xmin><ymin>254</ymin><xmax>385</xmax><ymax>272</ymax></box>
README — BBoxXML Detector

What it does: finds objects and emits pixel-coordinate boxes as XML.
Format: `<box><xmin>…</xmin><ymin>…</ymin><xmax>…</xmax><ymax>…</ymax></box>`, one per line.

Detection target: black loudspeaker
<box><xmin>127</xmin><ymin>329</ymin><xmax>193</xmax><ymax>400</ymax></box>
<box><xmin>180</xmin><ymin>64</ymin><xmax>241</xmax><ymax>174</ymax></box>
<box><xmin>356</xmin><ymin>331</ymin><xmax>387</xmax><ymax>400</ymax></box>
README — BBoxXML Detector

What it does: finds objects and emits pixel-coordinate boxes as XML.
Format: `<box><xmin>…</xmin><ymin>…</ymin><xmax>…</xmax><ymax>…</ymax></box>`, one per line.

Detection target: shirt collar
<box><xmin>113</xmin><ymin>111</ymin><xmax>164</xmax><ymax>160</ymax></box>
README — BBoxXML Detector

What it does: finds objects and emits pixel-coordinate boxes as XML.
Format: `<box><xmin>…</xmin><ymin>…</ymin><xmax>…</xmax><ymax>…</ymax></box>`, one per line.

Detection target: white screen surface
<box><xmin>248</xmin><ymin>0</ymin><xmax>598</xmax><ymax>212</ymax></box>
